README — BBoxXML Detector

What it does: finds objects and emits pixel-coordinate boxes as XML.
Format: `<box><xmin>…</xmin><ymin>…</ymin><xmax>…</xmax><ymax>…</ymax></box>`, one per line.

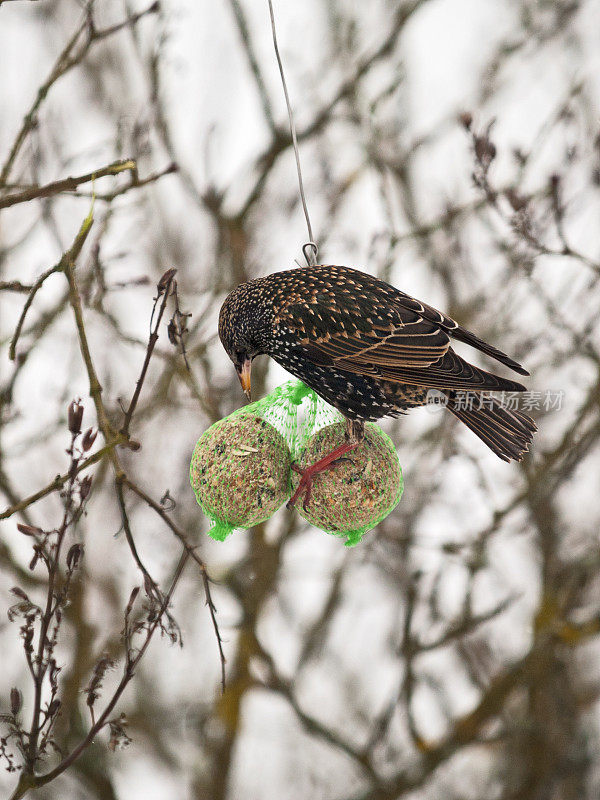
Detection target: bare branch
<box><xmin>120</xmin><ymin>269</ymin><xmax>176</xmax><ymax>438</ymax></box>
<box><xmin>0</xmin><ymin>2</ymin><xmax>160</xmax><ymax>185</ymax></box>
<box><xmin>0</xmin><ymin>159</ymin><xmax>137</xmax><ymax>209</ymax></box>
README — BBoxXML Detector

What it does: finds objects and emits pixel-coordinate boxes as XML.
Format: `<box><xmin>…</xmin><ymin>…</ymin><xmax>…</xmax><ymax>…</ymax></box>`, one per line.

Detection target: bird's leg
<box><xmin>287</xmin><ymin>441</ymin><xmax>360</xmax><ymax>511</ymax></box>
<box><xmin>287</xmin><ymin>419</ymin><xmax>365</xmax><ymax>511</ymax></box>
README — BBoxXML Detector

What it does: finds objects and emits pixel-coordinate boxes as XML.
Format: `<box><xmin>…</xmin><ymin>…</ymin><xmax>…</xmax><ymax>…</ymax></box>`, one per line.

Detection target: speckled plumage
<box><xmin>219</xmin><ymin>265</ymin><xmax>536</xmax><ymax>462</ymax></box>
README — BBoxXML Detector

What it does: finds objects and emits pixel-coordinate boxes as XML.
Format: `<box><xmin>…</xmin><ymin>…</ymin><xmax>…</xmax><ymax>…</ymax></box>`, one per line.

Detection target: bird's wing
<box><xmin>394</xmin><ymin>292</ymin><xmax>529</xmax><ymax>375</ymax></box>
<box><xmin>301</xmin><ymin>337</ymin><xmax>526</xmax><ymax>392</ymax></box>
<box><xmin>340</xmin><ymin>349</ymin><xmax>527</xmax><ymax>392</ymax></box>
<box><xmin>274</xmin><ymin>265</ymin><xmax>527</xmax><ymax>390</ymax></box>
<box><xmin>280</xmin><ymin>300</ymin><xmax>525</xmax><ymax>392</ymax></box>
<box><xmin>282</xmin><ymin>301</ymin><xmax>451</xmax><ymax>370</ymax></box>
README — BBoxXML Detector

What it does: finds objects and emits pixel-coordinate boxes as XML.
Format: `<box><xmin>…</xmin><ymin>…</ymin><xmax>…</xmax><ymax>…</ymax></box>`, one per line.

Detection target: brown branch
<box><xmin>114</xmin><ymin>477</ymin><xmax>163</xmax><ymax>602</ymax></box>
<box><xmin>25</xmin><ymin>429</ymin><xmax>80</xmax><ymax>770</ymax></box>
<box><xmin>62</xmin><ymin>210</ymin><xmax>115</xmax><ymax>443</ymax></box>
<box><xmin>91</xmin><ymin>1</ymin><xmax>160</xmax><ymax>43</ymax></box>
<box><xmin>415</xmin><ymin>595</ymin><xmax>517</xmax><ymax>653</ymax></box>
<box><xmin>120</xmin><ymin>269</ymin><xmax>176</xmax><ymax>438</ymax></box>
<box><xmin>61</xmin><ymin>221</ymin><xmax>171</xmax><ymax>600</ymax></box>
<box><xmin>264</xmin><ymin>662</ymin><xmax>378</xmax><ymax>784</ymax></box>
<box><xmin>0</xmin><ymin>5</ymin><xmax>92</xmax><ymax>186</ymax></box>
<box><xmin>0</xmin><ymin>160</ymin><xmax>136</xmax><ymax>209</ymax></box>
<box><xmin>72</xmin><ymin>162</ymin><xmax>178</xmax><ymax>202</ymax></box>
<box><xmin>9</xmin><ymin>208</ymin><xmax>95</xmax><ymax>361</ymax></box>
<box><xmin>9</xmin><ymin>548</ymin><xmax>189</xmax><ymax>800</ymax></box>
<box><xmin>8</xmin><ymin>264</ymin><xmax>63</xmax><ymax>360</ymax></box>
<box><xmin>61</xmin><ymin>250</ymin><xmax>227</xmax><ymax>694</ymax></box>
<box><xmin>122</xmin><ymin>476</ymin><xmax>227</xmax><ymax>691</ymax></box>
<box><xmin>344</xmin><ymin>656</ymin><xmax>530</xmax><ymax>800</ymax></box>
<box><xmin>0</xmin><ymin>439</ymin><xmax>125</xmax><ymax>521</ymax></box>
<box><xmin>0</xmin><ymin>1</ymin><xmax>159</xmax><ymax>186</ymax></box>
<box><xmin>0</xmin><ymin>280</ymin><xmax>33</xmax><ymax>292</ymax></box>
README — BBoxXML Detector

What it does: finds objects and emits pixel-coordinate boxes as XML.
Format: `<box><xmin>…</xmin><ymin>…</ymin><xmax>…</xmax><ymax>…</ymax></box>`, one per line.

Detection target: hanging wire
<box><xmin>267</xmin><ymin>0</ymin><xmax>318</xmax><ymax>267</ymax></box>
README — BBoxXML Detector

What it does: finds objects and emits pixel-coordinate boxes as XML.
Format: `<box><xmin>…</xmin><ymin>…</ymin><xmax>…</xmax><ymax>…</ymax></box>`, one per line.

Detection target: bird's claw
<box><xmin>287</xmin><ymin>452</ymin><xmax>357</xmax><ymax>511</ymax></box>
<box><xmin>287</xmin><ymin>463</ymin><xmax>315</xmax><ymax>510</ymax></box>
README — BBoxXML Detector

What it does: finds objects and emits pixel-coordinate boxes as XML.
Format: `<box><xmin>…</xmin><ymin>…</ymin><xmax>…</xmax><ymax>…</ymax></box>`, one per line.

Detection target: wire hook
<box><xmin>302</xmin><ymin>242</ymin><xmax>319</xmax><ymax>267</ymax></box>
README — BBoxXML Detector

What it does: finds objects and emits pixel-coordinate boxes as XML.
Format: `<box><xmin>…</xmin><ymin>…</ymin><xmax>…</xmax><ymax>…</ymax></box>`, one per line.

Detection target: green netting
<box><xmin>291</xmin><ymin>421</ymin><xmax>403</xmax><ymax>546</ymax></box>
<box><xmin>190</xmin><ymin>380</ymin><xmax>403</xmax><ymax>546</ymax></box>
<box><xmin>189</xmin><ymin>414</ymin><xmax>291</xmax><ymax>540</ymax></box>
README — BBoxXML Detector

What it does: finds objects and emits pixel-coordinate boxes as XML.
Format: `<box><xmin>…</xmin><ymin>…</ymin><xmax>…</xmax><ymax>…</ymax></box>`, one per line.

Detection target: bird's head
<box><xmin>218</xmin><ymin>280</ymin><xmax>271</xmax><ymax>402</ymax></box>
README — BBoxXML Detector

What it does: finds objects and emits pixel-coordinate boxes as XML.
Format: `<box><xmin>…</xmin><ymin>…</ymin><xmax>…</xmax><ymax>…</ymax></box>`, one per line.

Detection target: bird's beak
<box><xmin>237</xmin><ymin>358</ymin><xmax>252</xmax><ymax>401</ymax></box>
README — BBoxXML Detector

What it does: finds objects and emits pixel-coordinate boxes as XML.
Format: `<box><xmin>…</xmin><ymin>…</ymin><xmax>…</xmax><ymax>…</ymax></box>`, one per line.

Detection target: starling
<box><xmin>218</xmin><ymin>264</ymin><xmax>536</xmax><ymax>509</ymax></box>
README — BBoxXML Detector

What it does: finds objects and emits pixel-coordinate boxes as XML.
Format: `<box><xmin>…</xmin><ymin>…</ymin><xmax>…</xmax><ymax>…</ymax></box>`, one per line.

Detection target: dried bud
<box><xmin>459</xmin><ymin>111</ymin><xmax>473</xmax><ymax>130</ymax></box>
<box><xmin>10</xmin><ymin>688</ymin><xmax>22</xmax><ymax>716</ymax></box>
<box><xmin>86</xmin><ymin>655</ymin><xmax>115</xmax><ymax>709</ymax></box>
<box><xmin>81</xmin><ymin>428</ymin><xmax>98</xmax><ymax>452</ymax></box>
<box><xmin>29</xmin><ymin>545</ymin><xmax>42</xmax><ymax>572</ymax></box>
<box><xmin>17</xmin><ymin>523</ymin><xmax>44</xmax><ymax>537</ymax></box>
<box><xmin>22</xmin><ymin>626</ymin><xmax>34</xmax><ymax>652</ymax></box>
<box><xmin>108</xmin><ymin>714</ymin><xmax>132</xmax><ymax>751</ymax></box>
<box><xmin>80</xmin><ymin>476</ymin><xmax>93</xmax><ymax>501</ymax></box>
<box><xmin>47</xmin><ymin>699</ymin><xmax>61</xmax><ymax>718</ymax></box>
<box><xmin>66</xmin><ymin>543</ymin><xmax>84</xmax><ymax>570</ymax></box>
<box><xmin>474</xmin><ymin>135</ymin><xmax>496</xmax><ymax>166</ymax></box>
<box><xmin>157</xmin><ymin>268</ymin><xmax>177</xmax><ymax>294</ymax></box>
<box><xmin>68</xmin><ymin>400</ymin><xmax>84</xmax><ymax>434</ymax></box>
<box><xmin>167</xmin><ymin>318</ymin><xmax>178</xmax><ymax>345</ymax></box>
<box><xmin>10</xmin><ymin>587</ymin><xmax>29</xmax><ymax>602</ymax></box>
<box><xmin>505</xmin><ymin>188</ymin><xmax>528</xmax><ymax>212</ymax></box>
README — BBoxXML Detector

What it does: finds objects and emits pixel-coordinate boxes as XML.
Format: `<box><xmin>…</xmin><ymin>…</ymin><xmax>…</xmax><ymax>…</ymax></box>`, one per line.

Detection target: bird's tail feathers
<box><xmin>451</xmin><ymin>326</ymin><xmax>529</xmax><ymax>376</ymax></box>
<box><xmin>446</xmin><ymin>391</ymin><xmax>536</xmax><ymax>462</ymax></box>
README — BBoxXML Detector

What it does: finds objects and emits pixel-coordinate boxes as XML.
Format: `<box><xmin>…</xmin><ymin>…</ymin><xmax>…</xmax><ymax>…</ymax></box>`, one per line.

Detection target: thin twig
<box><xmin>25</xmin><ymin>429</ymin><xmax>80</xmax><ymax>769</ymax></box>
<box><xmin>8</xmin><ymin>265</ymin><xmax>63</xmax><ymax>360</ymax></box>
<box><xmin>9</xmin><ymin>208</ymin><xmax>95</xmax><ymax>361</ymax></box>
<box><xmin>0</xmin><ymin>440</ymin><xmax>124</xmax><ymax>520</ymax></box>
<box><xmin>0</xmin><ymin>160</ymin><xmax>136</xmax><ymax>209</ymax></box>
<box><xmin>114</xmin><ymin>477</ymin><xmax>163</xmax><ymax>601</ymax></box>
<box><xmin>72</xmin><ymin>162</ymin><xmax>177</xmax><ymax>202</ymax></box>
<box><xmin>0</xmin><ymin>280</ymin><xmax>33</xmax><ymax>293</ymax></box>
<box><xmin>0</xmin><ymin>5</ymin><xmax>92</xmax><ymax>186</ymax></box>
<box><xmin>63</xmin><ymin>211</ymin><xmax>115</xmax><ymax>442</ymax></box>
<box><xmin>120</xmin><ymin>269</ymin><xmax>176</xmax><ymax>437</ymax></box>
<box><xmin>11</xmin><ymin>548</ymin><xmax>189</xmax><ymax>798</ymax></box>
<box><xmin>0</xmin><ymin>1</ymin><xmax>159</xmax><ymax>186</ymax></box>
<box><xmin>123</xmin><ymin>476</ymin><xmax>227</xmax><ymax>690</ymax></box>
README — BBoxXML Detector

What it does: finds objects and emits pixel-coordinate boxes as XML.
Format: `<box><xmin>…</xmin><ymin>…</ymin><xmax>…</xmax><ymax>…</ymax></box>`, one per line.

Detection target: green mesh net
<box><xmin>190</xmin><ymin>380</ymin><xmax>403</xmax><ymax>546</ymax></box>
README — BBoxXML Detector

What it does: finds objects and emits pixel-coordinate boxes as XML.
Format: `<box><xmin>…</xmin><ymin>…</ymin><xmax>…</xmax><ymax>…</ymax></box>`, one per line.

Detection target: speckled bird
<box><xmin>219</xmin><ymin>265</ymin><xmax>536</xmax><ymax>508</ymax></box>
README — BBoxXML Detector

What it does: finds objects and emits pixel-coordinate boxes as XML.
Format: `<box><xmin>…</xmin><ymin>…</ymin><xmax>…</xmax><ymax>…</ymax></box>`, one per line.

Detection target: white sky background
<box><xmin>2</xmin><ymin>0</ymin><xmax>600</xmax><ymax>798</ymax></box>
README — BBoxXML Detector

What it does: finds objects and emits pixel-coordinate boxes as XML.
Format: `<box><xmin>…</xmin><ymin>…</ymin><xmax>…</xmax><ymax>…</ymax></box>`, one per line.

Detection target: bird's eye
<box><xmin>234</xmin><ymin>349</ymin><xmax>246</xmax><ymax>364</ymax></box>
